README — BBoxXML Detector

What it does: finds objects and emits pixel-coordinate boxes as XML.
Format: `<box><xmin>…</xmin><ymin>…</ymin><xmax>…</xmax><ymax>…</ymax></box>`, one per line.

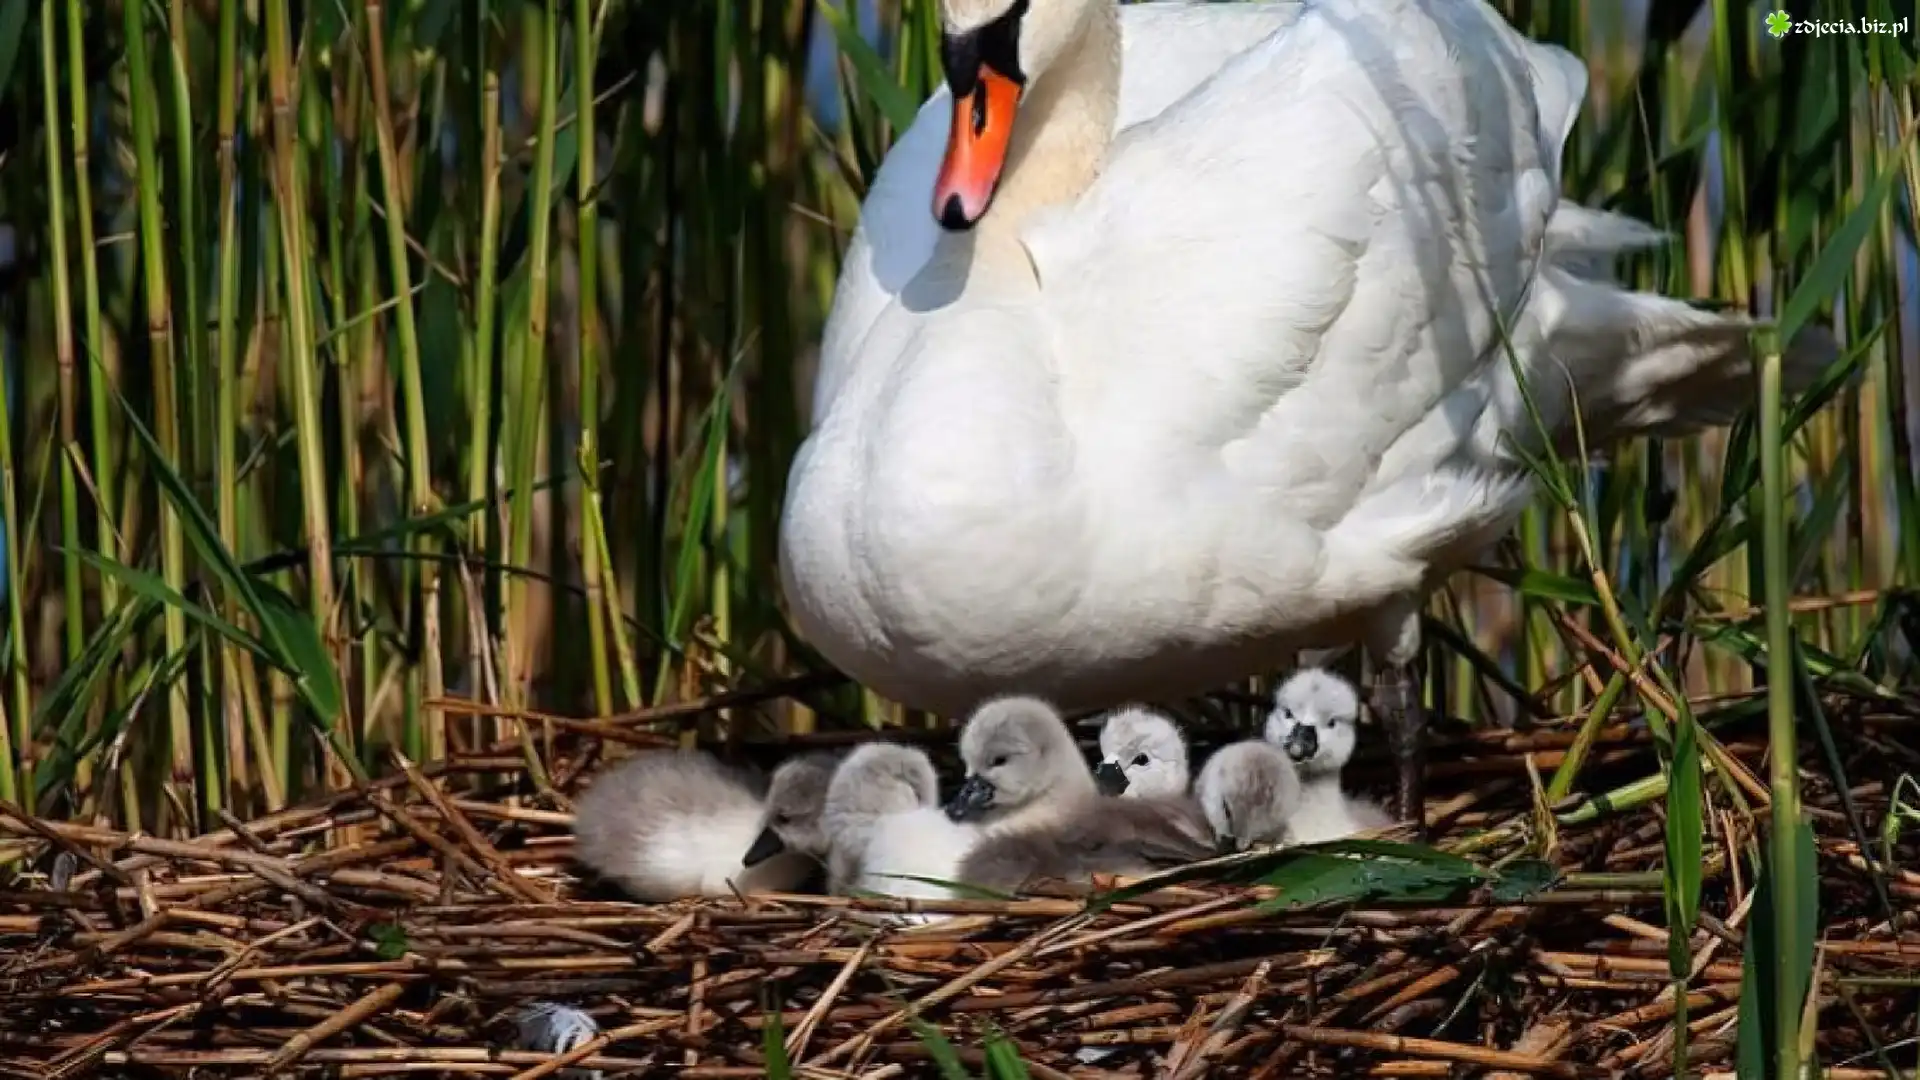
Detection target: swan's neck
<box><xmin>970</xmin><ymin>3</ymin><xmax>1119</xmax><ymax>250</ymax></box>
<box><xmin>1299</xmin><ymin>773</ymin><xmax>1344</xmax><ymax>800</ymax></box>
<box><xmin>828</xmin><ymin>816</ymin><xmax>877</xmax><ymax>863</ymax></box>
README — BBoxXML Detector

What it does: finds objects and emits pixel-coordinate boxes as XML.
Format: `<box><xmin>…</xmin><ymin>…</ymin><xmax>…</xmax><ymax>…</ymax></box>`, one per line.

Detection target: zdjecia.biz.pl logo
<box><xmin>1764</xmin><ymin>12</ymin><xmax>1910</xmax><ymax>38</ymax></box>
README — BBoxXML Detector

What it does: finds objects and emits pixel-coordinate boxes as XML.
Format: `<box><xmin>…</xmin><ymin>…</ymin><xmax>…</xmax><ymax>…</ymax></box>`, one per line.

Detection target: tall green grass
<box><xmin>0</xmin><ymin>0</ymin><xmax>1912</xmax><ymax>1073</ymax></box>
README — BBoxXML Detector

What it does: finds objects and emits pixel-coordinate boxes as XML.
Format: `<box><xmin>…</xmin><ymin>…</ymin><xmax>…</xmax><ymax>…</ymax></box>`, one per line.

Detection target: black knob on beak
<box><xmin>743</xmin><ymin>825</ymin><xmax>786</xmax><ymax>867</ymax></box>
<box><xmin>1284</xmin><ymin>725</ymin><xmax>1318</xmax><ymax>763</ymax></box>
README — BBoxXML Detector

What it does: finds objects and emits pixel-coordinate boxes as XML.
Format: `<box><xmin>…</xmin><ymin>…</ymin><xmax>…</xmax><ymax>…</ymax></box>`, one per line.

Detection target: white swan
<box><xmin>779</xmin><ymin>0</ymin><xmax>1835</xmax><ymax>818</ymax></box>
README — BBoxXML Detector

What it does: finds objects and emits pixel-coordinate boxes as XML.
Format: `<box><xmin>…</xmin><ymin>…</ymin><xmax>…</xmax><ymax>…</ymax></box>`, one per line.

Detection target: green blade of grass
<box><xmin>819</xmin><ymin>0</ymin><xmax>919</xmax><ymax>133</ymax></box>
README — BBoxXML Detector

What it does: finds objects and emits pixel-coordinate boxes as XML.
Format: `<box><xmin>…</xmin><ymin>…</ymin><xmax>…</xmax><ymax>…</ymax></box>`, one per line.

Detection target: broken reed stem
<box><xmin>0</xmin><ymin>697</ymin><xmax>1906</xmax><ymax>1080</ymax></box>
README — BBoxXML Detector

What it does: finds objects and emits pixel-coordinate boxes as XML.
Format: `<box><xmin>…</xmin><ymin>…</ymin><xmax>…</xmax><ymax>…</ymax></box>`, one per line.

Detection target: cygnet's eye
<box><xmin>1131</xmin><ymin>753</ymin><xmax>1150</xmax><ymax>768</ymax></box>
<box><xmin>773</xmin><ymin>812</ymin><xmax>793</xmax><ymax>826</ymax></box>
<box><xmin>990</xmin><ymin>754</ymin><xmax>1009</xmax><ymax>768</ymax></box>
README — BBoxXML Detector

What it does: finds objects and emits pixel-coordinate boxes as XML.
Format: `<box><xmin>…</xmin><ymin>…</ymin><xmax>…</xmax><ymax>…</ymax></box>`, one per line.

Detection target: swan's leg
<box><xmin>1365</xmin><ymin>602</ymin><xmax>1428</xmax><ymax>836</ymax></box>
<box><xmin>1372</xmin><ymin>660</ymin><xmax>1426</xmax><ymax>836</ymax></box>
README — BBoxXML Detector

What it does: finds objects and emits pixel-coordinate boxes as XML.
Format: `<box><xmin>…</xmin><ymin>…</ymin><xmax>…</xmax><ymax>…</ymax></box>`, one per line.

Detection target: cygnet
<box><xmin>571</xmin><ymin>749</ymin><xmax>832</xmax><ymax>901</ymax></box>
<box><xmin>742</xmin><ymin>751</ymin><xmax>839</xmax><ymax>866</ymax></box>
<box><xmin>821</xmin><ymin>742</ymin><xmax>982</xmax><ymax>917</ymax></box>
<box><xmin>1194</xmin><ymin>740</ymin><xmax>1302</xmax><ymax>852</ymax></box>
<box><xmin>943</xmin><ymin>696</ymin><xmax>1096</xmax><ymax>827</ymax></box>
<box><xmin>945</xmin><ymin>696</ymin><xmax>1214</xmax><ymax>893</ymax></box>
<box><xmin>1093</xmin><ymin>706</ymin><xmax>1191</xmax><ymax>798</ymax></box>
<box><xmin>1264</xmin><ymin>669</ymin><xmax>1394</xmax><ymax>844</ymax></box>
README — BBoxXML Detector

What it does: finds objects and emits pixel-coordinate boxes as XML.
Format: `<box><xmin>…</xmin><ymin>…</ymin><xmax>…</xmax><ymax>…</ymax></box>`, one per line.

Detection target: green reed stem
<box><xmin>367</xmin><ymin>2</ymin><xmax>447</xmax><ymax>762</ymax></box>
<box><xmin>123</xmin><ymin>0</ymin><xmax>196</xmax><ymax>818</ymax></box>
<box><xmin>1757</xmin><ymin>331</ymin><xmax>1806</xmax><ymax>1080</ymax></box>
<box><xmin>573</xmin><ymin>0</ymin><xmax>613</xmax><ymax>717</ymax></box>
<box><xmin>42</xmin><ymin>0</ymin><xmax>82</xmax><ymax>673</ymax></box>
<box><xmin>266</xmin><ymin>0</ymin><xmax>342</xmax><ymax>791</ymax></box>
<box><xmin>67</xmin><ymin>7</ymin><xmax>118</xmax><ymax>677</ymax></box>
<box><xmin>469</xmin><ymin>4</ymin><xmax>504</xmax><ymax>673</ymax></box>
<box><xmin>0</xmin><ymin>333</ymin><xmax>24</xmax><ymax>807</ymax></box>
<box><xmin>213</xmin><ymin>0</ymin><xmax>253</xmax><ymax>816</ymax></box>
<box><xmin>63</xmin><ymin>3</ymin><xmax>115</xmax><ymax>535</ymax></box>
<box><xmin>322</xmin><ymin>25</ymin><xmax>365</xmax><ymax>758</ymax></box>
<box><xmin>41</xmin><ymin>0</ymin><xmax>87</xmax><ymax>805</ymax></box>
<box><xmin>1546</xmin><ymin>671</ymin><xmax>1628</xmax><ymax>803</ymax></box>
<box><xmin>163</xmin><ymin>0</ymin><xmax>206</xmax><ymax>481</ymax></box>
<box><xmin>506</xmin><ymin>0</ymin><xmax>560</xmax><ymax>711</ymax></box>
<box><xmin>164</xmin><ymin>0</ymin><xmax>223</xmax><ymax>822</ymax></box>
<box><xmin>585</xmin><ymin>484</ymin><xmax>642</xmax><ymax>708</ymax></box>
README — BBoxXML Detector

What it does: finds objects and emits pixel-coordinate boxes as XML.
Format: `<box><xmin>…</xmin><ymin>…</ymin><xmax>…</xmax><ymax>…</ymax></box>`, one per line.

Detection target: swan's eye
<box><xmin>1131</xmin><ymin>753</ymin><xmax>1149</xmax><ymax>768</ymax></box>
<box><xmin>773</xmin><ymin>813</ymin><xmax>792</xmax><ymax>826</ymax></box>
<box><xmin>1280</xmin><ymin>708</ymin><xmax>1294</xmax><ymax>721</ymax></box>
<box><xmin>990</xmin><ymin>755</ymin><xmax>1009</xmax><ymax>768</ymax></box>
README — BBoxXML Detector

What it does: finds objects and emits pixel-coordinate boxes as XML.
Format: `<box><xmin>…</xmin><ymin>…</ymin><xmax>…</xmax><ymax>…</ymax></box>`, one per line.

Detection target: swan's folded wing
<box><xmin>811</xmin><ymin>1</ymin><xmax>1308</xmax><ymax>426</ymax></box>
<box><xmin>1028</xmin><ymin>0</ymin><xmax>1579</xmax><ymax>521</ymax></box>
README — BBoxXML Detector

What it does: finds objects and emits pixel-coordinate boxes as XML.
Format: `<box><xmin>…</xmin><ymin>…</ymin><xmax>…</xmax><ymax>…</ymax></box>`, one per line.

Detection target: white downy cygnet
<box><xmin>1194</xmin><ymin>740</ymin><xmax>1303</xmax><ymax>853</ymax></box>
<box><xmin>1264</xmin><ymin>669</ymin><xmax>1395</xmax><ymax>844</ymax></box>
<box><xmin>1093</xmin><ymin>707</ymin><xmax>1191</xmax><ymax>798</ymax></box>
<box><xmin>571</xmin><ymin>749</ymin><xmax>834</xmax><ymax>901</ymax></box>
<box><xmin>945</xmin><ymin>696</ymin><xmax>1214</xmax><ymax>893</ymax></box>
<box><xmin>821</xmin><ymin>742</ymin><xmax>982</xmax><ymax>920</ymax></box>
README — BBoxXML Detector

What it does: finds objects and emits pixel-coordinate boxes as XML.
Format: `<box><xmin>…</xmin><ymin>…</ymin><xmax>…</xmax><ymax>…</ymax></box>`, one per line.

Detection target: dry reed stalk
<box><xmin>0</xmin><ymin>689</ymin><xmax>1910</xmax><ymax>1079</ymax></box>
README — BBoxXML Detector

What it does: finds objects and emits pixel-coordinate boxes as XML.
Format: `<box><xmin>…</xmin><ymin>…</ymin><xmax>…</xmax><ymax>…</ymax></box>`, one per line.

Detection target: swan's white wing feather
<box><xmin>1029</xmin><ymin>0</ymin><xmax>1574</xmax><ymax>528</ymax></box>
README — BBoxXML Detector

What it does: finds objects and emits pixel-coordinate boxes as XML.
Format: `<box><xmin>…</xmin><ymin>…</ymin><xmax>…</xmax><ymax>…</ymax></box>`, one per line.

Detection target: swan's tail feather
<box><xmin>1540</xmin><ymin>205</ymin><xmax>1667</xmax><ymax>282</ymax></box>
<box><xmin>1477</xmin><ymin>203</ymin><xmax>1840</xmax><ymax>461</ymax></box>
<box><xmin>1540</xmin><ymin>274</ymin><xmax>1834</xmax><ymax>450</ymax></box>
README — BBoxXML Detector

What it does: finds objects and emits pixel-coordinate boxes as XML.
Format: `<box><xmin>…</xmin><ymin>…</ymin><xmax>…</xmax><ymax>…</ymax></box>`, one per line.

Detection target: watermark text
<box><xmin>1765</xmin><ymin>12</ymin><xmax>1911</xmax><ymax>38</ymax></box>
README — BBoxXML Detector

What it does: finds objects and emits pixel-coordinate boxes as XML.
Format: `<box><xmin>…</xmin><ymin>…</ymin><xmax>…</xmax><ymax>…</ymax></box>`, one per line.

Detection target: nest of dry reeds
<box><xmin>1</xmin><ymin>686</ymin><xmax>1916</xmax><ymax>1080</ymax></box>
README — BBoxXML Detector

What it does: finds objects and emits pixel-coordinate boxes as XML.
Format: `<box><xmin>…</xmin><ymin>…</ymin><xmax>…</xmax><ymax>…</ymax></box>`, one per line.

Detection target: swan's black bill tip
<box><xmin>937</xmin><ymin>193</ymin><xmax>977</xmax><ymax>232</ymax></box>
<box><xmin>742</xmin><ymin>825</ymin><xmax>786</xmax><ymax>866</ymax></box>
<box><xmin>1092</xmin><ymin>761</ymin><xmax>1129</xmax><ymax>796</ymax></box>
<box><xmin>943</xmin><ymin>774</ymin><xmax>996</xmax><ymax>821</ymax></box>
<box><xmin>1284</xmin><ymin>727</ymin><xmax>1318</xmax><ymax>763</ymax></box>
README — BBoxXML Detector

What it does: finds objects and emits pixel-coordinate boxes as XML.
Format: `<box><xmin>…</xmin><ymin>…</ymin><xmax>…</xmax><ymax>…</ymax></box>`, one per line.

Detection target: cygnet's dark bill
<box><xmin>943</xmin><ymin>775</ymin><xmax>997</xmax><ymax>821</ymax></box>
<box><xmin>742</xmin><ymin>825</ymin><xmax>785</xmax><ymax>866</ymax></box>
<box><xmin>1283</xmin><ymin>726</ymin><xmax>1317</xmax><ymax>763</ymax></box>
<box><xmin>1091</xmin><ymin>760</ymin><xmax>1129</xmax><ymax>796</ymax></box>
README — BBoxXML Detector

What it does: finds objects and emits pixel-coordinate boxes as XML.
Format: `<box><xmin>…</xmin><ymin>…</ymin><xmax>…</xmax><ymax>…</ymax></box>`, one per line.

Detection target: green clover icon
<box><xmin>1764</xmin><ymin>10</ymin><xmax>1791</xmax><ymax>37</ymax></box>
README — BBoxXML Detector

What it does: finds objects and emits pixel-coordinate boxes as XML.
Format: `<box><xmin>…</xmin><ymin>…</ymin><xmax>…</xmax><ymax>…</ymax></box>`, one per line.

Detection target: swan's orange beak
<box><xmin>933</xmin><ymin>68</ymin><xmax>1021</xmax><ymax>230</ymax></box>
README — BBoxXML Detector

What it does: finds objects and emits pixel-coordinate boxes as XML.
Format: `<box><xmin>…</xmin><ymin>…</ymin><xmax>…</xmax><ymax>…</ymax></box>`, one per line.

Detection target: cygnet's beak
<box><xmin>742</xmin><ymin>825</ymin><xmax>786</xmax><ymax>867</ymax></box>
<box><xmin>944</xmin><ymin>774</ymin><xmax>997</xmax><ymax>821</ymax></box>
<box><xmin>1283</xmin><ymin>725</ymin><xmax>1318</xmax><ymax>763</ymax></box>
<box><xmin>1091</xmin><ymin>760</ymin><xmax>1130</xmax><ymax>796</ymax></box>
<box><xmin>933</xmin><ymin>2</ymin><xmax>1028</xmax><ymax>229</ymax></box>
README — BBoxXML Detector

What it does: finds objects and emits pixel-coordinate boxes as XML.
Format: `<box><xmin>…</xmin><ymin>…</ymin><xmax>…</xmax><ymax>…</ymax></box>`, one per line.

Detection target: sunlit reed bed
<box><xmin>0</xmin><ymin>0</ymin><xmax>1910</xmax><ymax>1076</ymax></box>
